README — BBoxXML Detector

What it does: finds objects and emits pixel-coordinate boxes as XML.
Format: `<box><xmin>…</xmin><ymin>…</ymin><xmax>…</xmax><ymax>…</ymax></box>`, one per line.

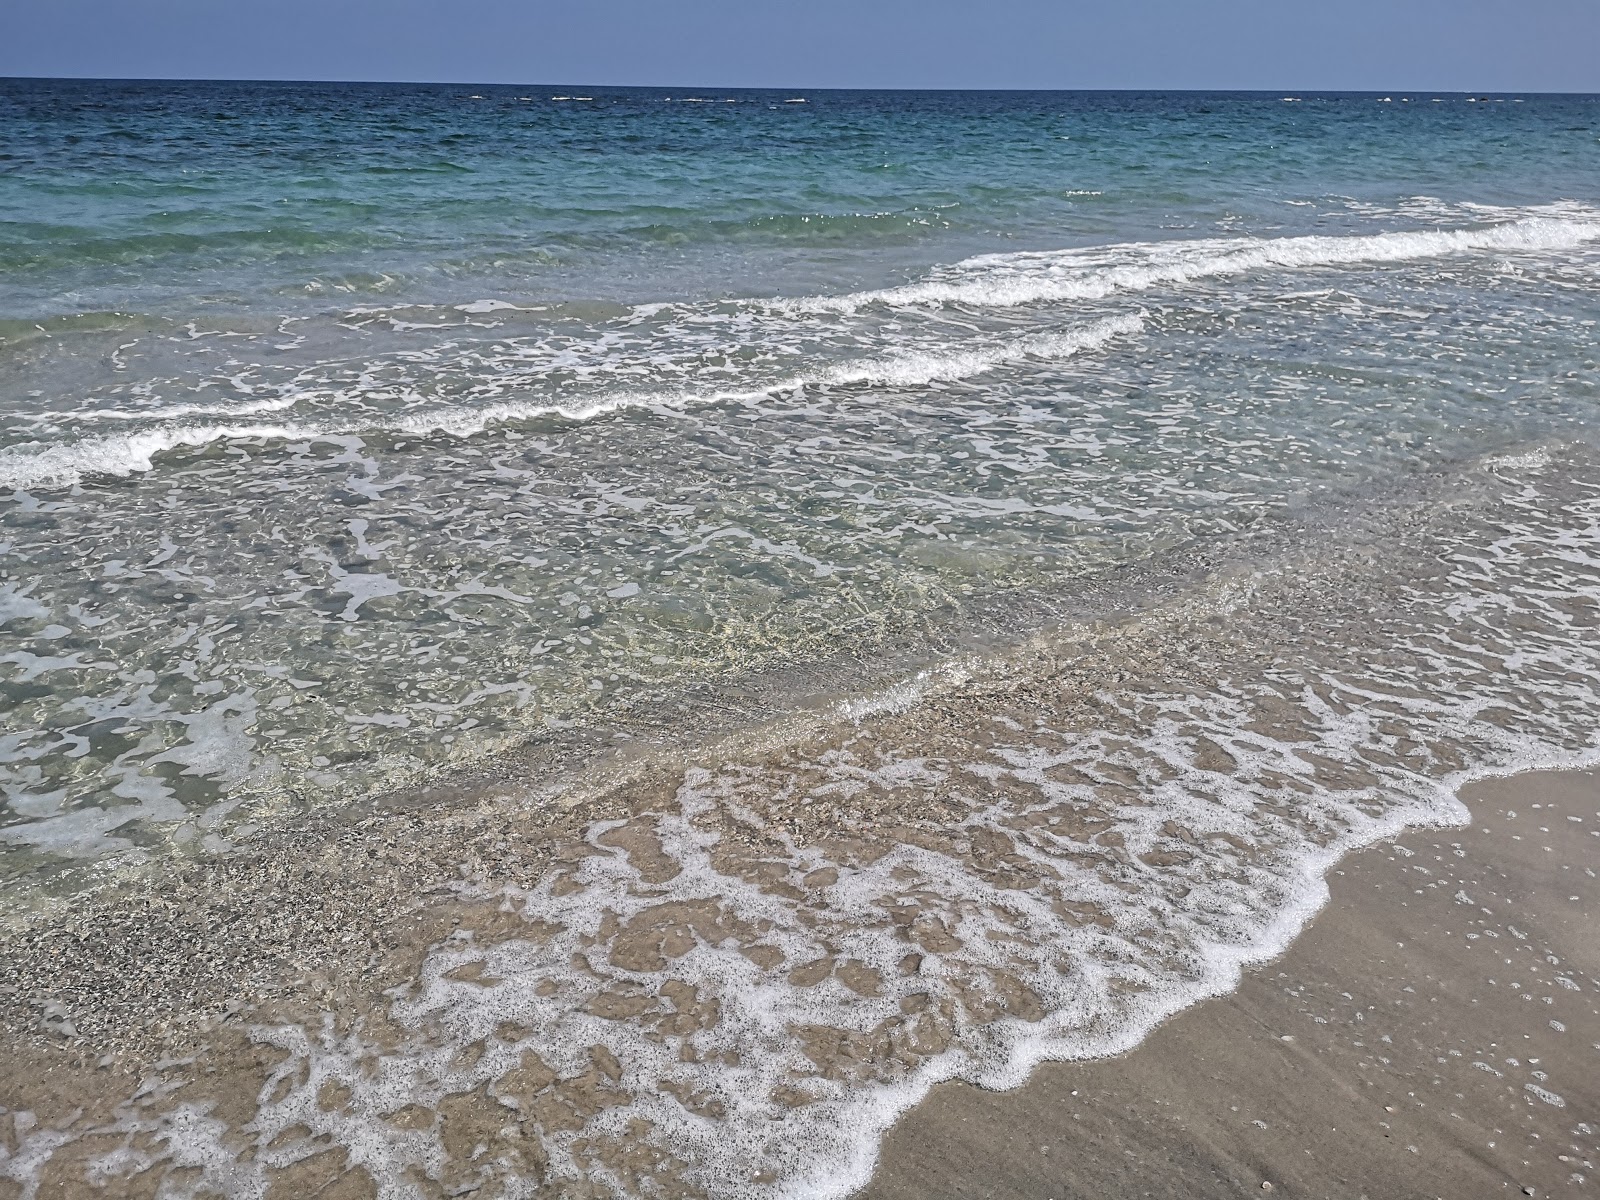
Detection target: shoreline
<box><xmin>3</xmin><ymin>82</ymin><xmax>1600</xmax><ymax>1200</ymax></box>
<box><xmin>3</xmin><ymin>765</ymin><xmax>1593</xmax><ymax>1198</ymax></box>
<box><xmin>862</xmin><ymin>767</ymin><xmax>1600</xmax><ymax>1200</ymax></box>
<box><xmin>2</xmin><ymin>446</ymin><xmax>1597</xmax><ymax>1197</ymax></box>
<box><xmin>0</xmin><ymin>458</ymin><xmax>1474</xmax><ymax>1052</ymax></box>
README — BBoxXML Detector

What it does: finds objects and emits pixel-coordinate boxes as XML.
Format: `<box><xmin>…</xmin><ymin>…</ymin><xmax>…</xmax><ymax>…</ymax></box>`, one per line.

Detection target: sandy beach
<box><xmin>3</xmin><ymin>766</ymin><xmax>1593</xmax><ymax>1198</ymax></box>
<box><xmin>864</xmin><ymin>768</ymin><xmax>1599</xmax><ymax>1200</ymax></box>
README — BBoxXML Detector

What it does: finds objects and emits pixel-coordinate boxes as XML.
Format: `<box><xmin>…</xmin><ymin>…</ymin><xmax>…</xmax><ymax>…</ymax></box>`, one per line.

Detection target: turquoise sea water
<box><xmin>4</xmin><ymin>82</ymin><xmax>1600</xmax><ymax>1200</ymax></box>
<box><xmin>2</xmin><ymin>81</ymin><xmax>1599</xmax><ymax>890</ymax></box>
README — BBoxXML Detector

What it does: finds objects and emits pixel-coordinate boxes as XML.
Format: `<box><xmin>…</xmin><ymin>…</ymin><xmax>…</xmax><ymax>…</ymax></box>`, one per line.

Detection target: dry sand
<box><xmin>861</xmin><ymin>768</ymin><xmax>1600</xmax><ymax>1200</ymax></box>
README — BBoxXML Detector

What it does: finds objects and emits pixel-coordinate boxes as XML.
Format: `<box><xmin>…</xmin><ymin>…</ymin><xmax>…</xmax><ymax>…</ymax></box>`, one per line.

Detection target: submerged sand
<box><xmin>864</xmin><ymin>768</ymin><xmax>1599</xmax><ymax>1200</ymax></box>
<box><xmin>2</xmin><ymin>453</ymin><xmax>1597</xmax><ymax>1199</ymax></box>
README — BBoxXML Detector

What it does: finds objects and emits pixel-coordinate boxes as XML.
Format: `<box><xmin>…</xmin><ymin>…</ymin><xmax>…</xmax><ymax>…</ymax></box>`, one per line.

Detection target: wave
<box><xmin>0</xmin><ymin>421</ymin><xmax>325</xmax><ymax>491</ymax></box>
<box><xmin>813</xmin><ymin>316</ymin><xmax>1142</xmax><ymax>389</ymax></box>
<box><xmin>769</xmin><ymin>212</ymin><xmax>1600</xmax><ymax>314</ymax></box>
<box><xmin>0</xmin><ymin>315</ymin><xmax>1142</xmax><ymax>490</ymax></box>
<box><xmin>7</xmin><ymin>209</ymin><xmax>1596</xmax><ymax>492</ymax></box>
<box><xmin>396</xmin><ymin>315</ymin><xmax>1142</xmax><ymax>438</ymax></box>
<box><xmin>68</xmin><ymin>392</ymin><xmax>307</xmax><ymax>424</ymax></box>
<box><xmin>187</xmin><ymin>460</ymin><xmax>1600</xmax><ymax>1200</ymax></box>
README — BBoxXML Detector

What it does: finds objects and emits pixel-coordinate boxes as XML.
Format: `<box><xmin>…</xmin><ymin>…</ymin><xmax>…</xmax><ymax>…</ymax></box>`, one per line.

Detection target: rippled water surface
<box><xmin>1</xmin><ymin>81</ymin><xmax>1599</xmax><ymax>1200</ymax></box>
<box><xmin>4</xmin><ymin>84</ymin><xmax>1597</xmax><ymax>888</ymax></box>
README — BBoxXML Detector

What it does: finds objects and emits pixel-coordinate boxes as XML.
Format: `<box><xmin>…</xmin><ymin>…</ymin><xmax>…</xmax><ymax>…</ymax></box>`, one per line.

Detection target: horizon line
<box><xmin>2</xmin><ymin>74</ymin><xmax>1594</xmax><ymax>97</ymax></box>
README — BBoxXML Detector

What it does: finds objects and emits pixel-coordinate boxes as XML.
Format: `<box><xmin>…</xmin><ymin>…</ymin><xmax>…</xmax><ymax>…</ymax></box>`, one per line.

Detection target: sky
<box><xmin>4</xmin><ymin>0</ymin><xmax>1598</xmax><ymax>92</ymax></box>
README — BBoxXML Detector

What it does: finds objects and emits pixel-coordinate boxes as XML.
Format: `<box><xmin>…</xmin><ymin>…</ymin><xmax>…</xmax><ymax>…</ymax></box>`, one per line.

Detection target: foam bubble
<box><xmin>1526</xmin><ymin>1084</ymin><xmax>1566</xmax><ymax>1107</ymax></box>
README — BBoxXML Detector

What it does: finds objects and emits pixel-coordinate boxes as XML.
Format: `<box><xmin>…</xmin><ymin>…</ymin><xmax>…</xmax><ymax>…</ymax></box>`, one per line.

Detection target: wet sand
<box><xmin>862</xmin><ymin>768</ymin><xmax>1600</xmax><ymax>1200</ymax></box>
<box><xmin>1</xmin><ymin>758</ymin><xmax>1595</xmax><ymax>1199</ymax></box>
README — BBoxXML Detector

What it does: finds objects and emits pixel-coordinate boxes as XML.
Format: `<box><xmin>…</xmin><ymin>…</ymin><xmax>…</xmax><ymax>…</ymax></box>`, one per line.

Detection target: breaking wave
<box><xmin>771</xmin><ymin>212</ymin><xmax>1600</xmax><ymax>314</ymax></box>
<box><xmin>0</xmin><ymin>316</ymin><xmax>1141</xmax><ymax>490</ymax></box>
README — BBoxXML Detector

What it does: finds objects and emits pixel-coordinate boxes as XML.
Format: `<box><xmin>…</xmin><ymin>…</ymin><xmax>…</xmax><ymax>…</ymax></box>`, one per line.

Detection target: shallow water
<box><xmin>1</xmin><ymin>82</ymin><xmax>1599</xmax><ymax>1199</ymax></box>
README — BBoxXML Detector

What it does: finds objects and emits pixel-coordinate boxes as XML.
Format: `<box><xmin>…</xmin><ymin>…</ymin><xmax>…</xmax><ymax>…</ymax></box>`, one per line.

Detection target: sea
<box><xmin>1</xmin><ymin>80</ymin><xmax>1599</xmax><ymax>1198</ymax></box>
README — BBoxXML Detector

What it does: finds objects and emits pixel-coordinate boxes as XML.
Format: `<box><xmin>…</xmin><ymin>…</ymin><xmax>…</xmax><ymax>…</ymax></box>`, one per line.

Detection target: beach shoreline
<box><xmin>2</xmin><ymin>760</ymin><xmax>1594</xmax><ymax>1199</ymax></box>
<box><xmin>3</xmin><ymin>443</ymin><xmax>1599</xmax><ymax>1196</ymax></box>
<box><xmin>862</xmin><ymin>767</ymin><xmax>1600</xmax><ymax>1200</ymax></box>
<box><xmin>3</xmin><ymin>80</ymin><xmax>1600</xmax><ymax>1200</ymax></box>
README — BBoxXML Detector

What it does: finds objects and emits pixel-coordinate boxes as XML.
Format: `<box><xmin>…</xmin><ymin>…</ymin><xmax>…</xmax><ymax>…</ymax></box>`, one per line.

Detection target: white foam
<box><xmin>453</xmin><ymin>299</ymin><xmax>528</xmax><ymax>314</ymax></box>
<box><xmin>69</xmin><ymin>392</ymin><xmax>305</xmax><ymax>424</ymax></box>
<box><xmin>0</xmin><ymin>316</ymin><xmax>1140</xmax><ymax>490</ymax></box>
<box><xmin>1485</xmin><ymin>447</ymin><xmax>1553</xmax><ymax>470</ymax></box>
<box><xmin>167</xmin><ymin>741</ymin><xmax>1600</xmax><ymax>1200</ymax></box>
<box><xmin>770</xmin><ymin>212</ymin><xmax>1600</xmax><ymax>315</ymax></box>
<box><xmin>398</xmin><ymin>312</ymin><xmax>1143</xmax><ymax>437</ymax></box>
<box><xmin>0</xmin><ymin>422</ymin><xmax>322</xmax><ymax>491</ymax></box>
<box><xmin>813</xmin><ymin>316</ymin><xmax>1142</xmax><ymax>390</ymax></box>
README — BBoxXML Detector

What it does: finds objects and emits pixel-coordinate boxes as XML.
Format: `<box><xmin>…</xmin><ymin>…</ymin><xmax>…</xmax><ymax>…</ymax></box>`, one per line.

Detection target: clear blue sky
<box><xmin>4</xmin><ymin>0</ymin><xmax>1597</xmax><ymax>92</ymax></box>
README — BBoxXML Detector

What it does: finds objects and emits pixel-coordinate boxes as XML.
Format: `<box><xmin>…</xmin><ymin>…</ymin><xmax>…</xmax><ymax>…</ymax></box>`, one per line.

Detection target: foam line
<box><xmin>0</xmin><ymin>422</ymin><xmax>325</xmax><ymax>492</ymax></box>
<box><xmin>0</xmin><ymin>316</ymin><xmax>1140</xmax><ymax>490</ymax></box>
<box><xmin>770</xmin><ymin>213</ymin><xmax>1600</xmax><ymax>314</ymax></box>
<box><xmin>391</xmin><ymin>313</ymin><xmax>1142</xmax><ymax>437</ymax></box>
